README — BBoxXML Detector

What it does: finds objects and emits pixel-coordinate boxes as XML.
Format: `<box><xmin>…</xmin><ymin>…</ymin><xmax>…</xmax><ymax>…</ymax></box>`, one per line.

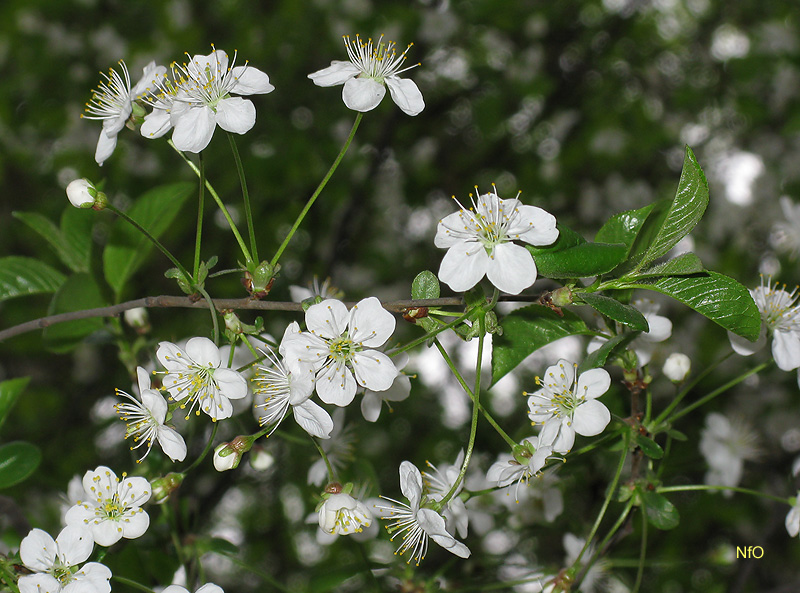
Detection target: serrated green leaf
<box><xmin>103</xmin><ymin>182</ymin><xmax>194</xmax><ymax>297</ymax></box>
<box><xmin>42</xmin><ymin>273</ymin><xmax>107</xmax><ymax>353</ymax></box>
<box><xmin>13</xmin><ymin>208</ymin><xmax>93</xmax><ymax>273</ymax></box>
<box><xmin>0</xmin><ymin>441</ymin><xmax>41</xmax><ymax>489</ymax></box>
<box><xmin>639</xmin><ymin>487</ymin><xmax>680</xmax><ymax>530</ymax></box>
<box><xmin>621</xmin><ymin>271</ymin><xmax>760</xmax><ymax>341</ymax></box>
<box><xmin>641</xmin><ymin>147</ymin><xmax>709</xmax><ymax>267</ymax></box>
<box><xmin>636</xmin><ymin>252</ymin><xmax>704</xmax><ymax>278</ymax></box>
<box><xmin>492</xmin><ymin>305</ymin><xmax>593</xmax><ymax>385</ymax></box>
<box><xmin>633</xmin><ymin>432</ymin><xmax>664</xmax><ymax>459</ymax></box>
<box><xmin>0</xmin><ymin>256</ymin><xmax>66</xmax><ymax>303</ymax></box>
<box><xmin>579</xmin><ymin>292</ymin><xmax>649</xmax><ymax>331</ymax></box>
<box><xmin>594</xmin><ymin>203</ymin><xmax>657</xmax><ymax>252</ymax></box>
<box><xmin>578</xmin><ymin>331</ymin><xmax>639</xmax><ymax>374</ymax></box>
<box><xmin>411</xmin><ymin>270</ymin><xmax>440</xmax><ymax>299</ymax></box>
<box><xmin>0</xmin><ymin>377</ymin><xmax>30</xmax><ymax>433</ymax></box>
<box><xmin>530</xmin><ymin>242</ymin><xmax>628</xmax><ymax>279</ymax></box>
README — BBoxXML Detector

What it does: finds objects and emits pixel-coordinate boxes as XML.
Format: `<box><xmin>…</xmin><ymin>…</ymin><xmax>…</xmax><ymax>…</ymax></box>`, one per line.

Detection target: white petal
<box><xmin>386</xmin><ymin>76</ymin><xmax>425</xmax><ymax>116</ymax></box>
<box><xmin>18</xmin><ymin>574</ymin><xmax>61</xmax><ymax>593</ymax></box>
<box><xmin>214</xmin><ymin>368</ymin><xmax>248</xmax><ymax>400</ymax></box>
<box><xmin>306</xmin><ymin>299</ymin><xmax>350</xmax><ymax>339</ymax></box>
<box><xmin>772</xmin><ymin>329</ymin><xmax>800</xmax><ymax>371</ymax></box>
<box><xmin>486</xmin><ymin>243</ymin><xmax>537</xmax><ymax>294</ymax></box>
<box><xmin>572</xmin><ymin>399</ymin><xmax>611</xmax><ymax>437</ymax></box>
<box><xmin>360</xmin><ymin>392</ymin><xmax>382</xmax><ymax>422</ymax></box>
<box><xmin>157</xmin><ymin>426</ymin><xmax>187</xmax><ymax>462</ymax></box>
<box><xmin>141</xmin><ymin>390</ymin><xmax>168</xmax><ymax>424</ymax></box>
<box><xmin>786</xmin><ymin>503</ymin><xmax>800</xmax><ymax>537</ymax></box>
<box><xmin>399</xmin><ymin>461</ymin><xmax>423</xmax><ymax>508</ymax></box>
<box><xmin>215</xmin><ymin>97</ymin><xmax>256</xmax><ymax>135</ymax></box>
<box><xmin>308</xmin><ymin>61</ymin><xmax>360</xmax><ymax>86</ymax></box>
<box><xmin>20</xmin><ymin>528</ymin><xmax>57</xmax><ymax>571</ymax></box>
<box><xmin>92</xmin><ymin>520</ymin><xmax>123</xmax><ymax>547</ymax></box>
<box><xmin>82</xmin><ymin>466</ymin><xmax>118</xmax><ymax>501</ymax></box>
<box><xmin>94</xmin><ymin>129</ymin><xmax>118</xmax><ymax>166</ymax></box>
<box><xmin>131</xmin><ymin>61</ymin><xmax>166</xmax><ymax>97</ymax></box>
<box><xmin>511</xmin><ymin>205</ymin><xmax>560</xmax><ymax>246</ymax></box>
<box><xmin>71</xmin><ymin>562</ymin><xmax>112</xmax><ymax>593</ymax></box>
<box><xmin>195</xmin><ymin>585</ymin><xmax>225</xmax><ymax>593</ymax></box>
<box><xmin>351</xmin><ymin>350</ymin><xmax>398</xmax><ymax>391</ymax></box>
<box><xmin>438</xmin><ymin>243</ymin><xmax>489</xmax><ymax>292</ymax></box>
<box><xmin>56</xmin><ymin>525</ymin><xmax>94</xmax><ymax>565</ymax></box>
<box><xmin>293</xmin><ymin>400</ymin><xmax>334</xmax><ymax>438</ymax></box>
<box><xmin>576</xmin><ymin>368</ymin><xmax>611</xmax><ymax>399</ymax></box>
<box><xmin>172</xmin><ymin>106</ymin><xmax>216</xmax><ymax>153</ymax></box>
<box><xmin>417</xmin><ymin>508</ymin><xmax>471</xmax><ymax>558</ymax></box>
<box><xmin>728</xmin><ymin>326</ymin><xmax>766</xmax><ymax>357</ymax></box>
<box><xmin>120</xmin><ymin>476</ymin><xmax>151</xmax><ymax>506</ymax></box>
<box><xmin>434</xmin><ymin>211</ymin><xmax>470</xmax><ymax>248</ymax></box>
<box><xmin>141</xmin><ymin>108</ymin><xmax>173</xmax><ymax>139</ymax></box>
<box><xmin>120</xmin><ymin>511</ymin><xmax>150</xmax><ymax>540</ymax></box>
<box><xmin>316</xmin><ymin>361</ymin><xmax>357</xmax><ymax>406</ymax></box>
<box><xmin>349</xmin><ymin>296</ymin><xmax>395</xmax><ymax>347</ymax></box>
<box><xmin>342</xmin><ymin>77</ymin><xmax>386</xmax><ymax>112</ymax></box>
<box><xmin>185</xmin><ymin>337</ymin><xmax>221</xmax><ymax>367</ymax></box>
<box><xmin>192</xmin><ymin>50</ymin><xmax>228</xmax><ymax>76</ymax></box>
<box><xmin>230</xmin><ymin>66</ymin><xmax>275</xmax><ymax>95</ymax></box>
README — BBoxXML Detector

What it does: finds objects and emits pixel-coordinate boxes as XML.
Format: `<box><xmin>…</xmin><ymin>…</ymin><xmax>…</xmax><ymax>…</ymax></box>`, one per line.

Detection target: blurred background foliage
<box><xmin>2</xmin><ymin>0</ymin><xmax>800</xmax><ymax>591</ymax></box>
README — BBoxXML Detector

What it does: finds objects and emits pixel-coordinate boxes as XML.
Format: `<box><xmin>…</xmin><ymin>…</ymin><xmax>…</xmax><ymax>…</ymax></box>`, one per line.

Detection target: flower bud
<box><xmin>66</xmin><ymin>179</ymin><xmax>96</xmax><ymax>208</ymax></box>
<box><xmin>150</xmin><ymin>472</ymin><xmax>185</xmax><ymax>504</ymax></box>
<box><xmin>663</xmin><ymin>353</ymin><xmax>691</xmax><ymax>382</ymax></box>
<box><xmin>124</xmin><ymin>307</ymin><xmax>150</xmax><ymax>334</ymax></box>
<box><xmin>213</xmin><ymin>442</ymin><xmax>241</xmax><ymax>472</ymax></box>
<box><xmin>249</xmin><ymin>446</ymin><xmax>275</xmax><ymax>472</ymax></box>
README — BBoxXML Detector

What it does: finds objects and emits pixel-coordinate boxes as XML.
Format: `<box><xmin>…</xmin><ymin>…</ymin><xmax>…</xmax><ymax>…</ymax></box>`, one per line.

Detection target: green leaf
<box><xmin>42</xmin><ymin>273</ymin><xmax>107</xmax><ymax>352</ymax></box>
<box><xmin>639</xmin><ymin>147</ymin><xmax>709</xmax><ymax>268</ymax></box>
<box><xmin>13</xmin><ymin>208</ymin><xmax>93</xmax><ymax>273</ymax></box>
<box><xmin>639</xmin><ymin>487</ymin><xmax>680</xmax><ymax>530</ymax></box>
<box><xmin>0</xmin><ymin>377</ymin><xmax>30</xmax><ymax>433</ymax></box>
<box><xmin>621</xmin><ymin>271</ymin><xmax>760</xmax><ymax>341</ymax></box>
<box><xmin>527</xmin><ymin>223</ymin><xmax>586</xmax><ymax>256</ymax></box>
<box><xmin>195</xmin><ymin>537</ymin><xmax>239</xmax><ymax>556</ymax></box>
<box><xmin>594</xmin><ymin>203</ymin><xmax>657</xmax><ymax>252</ymax></box>
<box><xmin>530</xmin><ymin>242</ymin><xmax>628</xmax><ymax>279</ymax></box>
<box><xmin>578</xmin><ymin>332</ymin><xmax>639</xmax><ymax>374</ymax></box>
<box><xmin>667</xmin><ymin>429</ymin><xmax>688</xmax><ymax>441</ymax></box>
<box><xmin>492</xmin><ymin>305</ymin><xmax>593</xmax><ymax>385</ymax></box>
<box><xmin>0</xmin><ymin>256</ymin><xmax>66</xmax><ymax>303</ymax></box>
<box><xmin>633</xmin><ymin>433</ymin><xmax>664</xmax><ymax>459</ymax></box>
<box><xmin>578</xmin><ymin>292</ymin><xmax>649</xmax><ymax>331</ymax></box>
<box><xmin>411</xmin><ymin>270</ymin><xmax>440</xmax><ymax>299</ymax></box>
<box><xmin>636</xmin><ymin>252</ymin><xmax>704</xmax><ymax>278</ymax></box>
<box><xmin>0</xmin><ymin>441</ymin><xmax>42</xmax><ymax>489</ymax></box>
<box><xmin>103</xmin><ymin>182</ymin><xmax>194</xmax><ymax>297</ymax></box>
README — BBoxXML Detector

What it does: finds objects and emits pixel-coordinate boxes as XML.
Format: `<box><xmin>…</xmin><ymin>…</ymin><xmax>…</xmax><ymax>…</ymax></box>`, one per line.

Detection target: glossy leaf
<box><xmin>13</xmin><ymin>207</ymin><xmax>93</xmax><ymax>273</ymax></box>
<box><xmin>492</xmin><ymin>305</ymin><xmax>593</xmax><ymax>385</ymax></box>
<box><xmin>633</xmin><ymin>432</ymin><xmax>664</xmax><ymax>459</ymax></box>
<box><xmin>103</xmin><ymin>182</ymin><xmax>194</xmax><ymax>297</ymax></box>
<box><xmin>639</xmin><ymin>487</ymin><xmax>680</xmax><ymax>530</ymax></box>
<box><xmin>530</xmin><ymin>242</ymin><xmax>628</xmax><ymax>279</ymax></box>
<box><xmin>594</xmin><ymin>202</ymin><xmax>657</xmax><ymax>253</ymax></box>
<box><xmin>578</xmin><ymin>331</ymin><xmax>639</xmax><ymax>374</ymax></box>
<box><xmin>526</xmin><ymin>223</ymin><xmax>586</xmax><ymax>256</ymax></box>
<box><xmin>0</xmin><ymin>256</ymin><xmax>66</xmax><ymax>303</ymax></box>
<box><xmin>411</xmin><ymin>270</ymin><xmax>440</xmax><ymax>299</ymax></box>
<box><xmin>0</xmin><ymin>377</ymin><xmax>30</xmax><ymax>433</ymax></box>
<box><xmin>0</xmin><ymin>441</ymin><xmax>42</xmax><ymax>489</ymax></box>
<box><xmin>636</xmin><ymin>252</ymin><xmax>704</xmax><ymax>278</ymax></box>
<box><xmin>621</xmin><ymin>271</ymin><xmax>760</xmax><ymax>341</ymax></box>
<box><xmin>42</xmin><ymin>273</ymin><xmax>107</xmax><ymax>353</ymax></box>
<box><xmin>579</xmin><ymin>292</ymin><xmax>649</xmax><ymax>331</ymax></box>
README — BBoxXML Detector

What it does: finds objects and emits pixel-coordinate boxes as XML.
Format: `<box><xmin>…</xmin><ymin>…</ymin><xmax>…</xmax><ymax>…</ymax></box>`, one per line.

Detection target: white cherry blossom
<box><xmin>423</xmin><ymin>450</ymin><xmax>469</xmax><ymax>539</ymax></box>
<box><xmin>786</xmin><ymin>492</ymin><xmax>800</xmax><ymax>537</ymax></box>
<box><xmin>281</xmin><ymin>297</ymin><xmax>398</xmax><ymax>407</ymax></box>
<box><xmin>728</xmin><ymin>276</ymin><xmax>800</xmax><ymax>371</ymax></box>
<box><xmin>487</xmin><ymin>438</ymin><xmax>554</xmax><ymax>501</ymax></box>
<box><xmin>435</xmin><ymin>187</ymin><xmax>558</xmax><ymax>294</ymax></box>
<box><xmin>527</xmin><ymin>360</ymin><xmax>611</xmax><ymax>454</ymax></box>
<box><xmin>309</xmin><ymin>34</ymin><xmax>424</xmax><ymax>116</ymax></box>
<box><xmin>66</xmin><ymin>179</ymin><xmax>96</xmax><ymax>208</ymax></box>
<box><xmin>375</xmin><ymin>461</ymin><xmax>470</xmax><ymax>564</ymax></box>
<box><xmin>114</xmin><ymin>366</ymin><xmax>186</xmax><ymax>463</ymax></box>
<box><xmin>699</xmin><ymin>413</ymin><xmax>759</xmax><ymax>494</ymax></box>
<box><xmin>83</xmin><ymin>60</ymin><xmax>165</xmax><ymax>165</ymax></box>
<box><xmin>18</xmin><ymin>526</ymin><xmax>111</xmax><ymax>593</ymax></box>
<box><xmin>318</xmin><ymin>491</ymin><xmax>373</xmax><ymax>535</ymax></box>
<box><xmin>65</xmin><ymin>466</ymin><xmax>151</xmax><ymax>547</ymax></box>
<box><xmin>156</xmin><ymin>337</ymin><xmax>248</xmax><ymax>421</ymax></box>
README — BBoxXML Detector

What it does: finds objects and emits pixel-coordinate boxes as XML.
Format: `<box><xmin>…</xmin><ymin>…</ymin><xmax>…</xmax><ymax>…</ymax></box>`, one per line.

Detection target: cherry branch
<box><xmin>0</xmin><ymin>294</ymin><xmax>541</xmax><ymax>343</ymax></box>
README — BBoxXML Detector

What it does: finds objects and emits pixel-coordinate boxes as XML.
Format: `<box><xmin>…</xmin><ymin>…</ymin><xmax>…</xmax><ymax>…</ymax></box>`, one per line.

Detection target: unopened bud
<box><xmin>663</xmin><ymin>353</ymin><xmax>691</xmax><ymax>382</ymax></box>
<box><xmin>213</xmin><ymin>442</ymin><xmax>241</xmax><ymax>472</ymax></box>
<box><xmin>223</xmin><ymin>310</ymin><xmax>244</xmax><ymax>335</ymax></box>
<box><xmin>124</xmin><ymin>307</ymin><xmax>150</xmax><ymax>333</ymax></box>
<box><xmin>66</xmin><ymin>178</ymin><xmax>97</xmax><ymax>208</ymax></box>
<box><xmin>150</xmin><ymin>472</ymin><xmax>185</xmax><ymax>504</ymax></box>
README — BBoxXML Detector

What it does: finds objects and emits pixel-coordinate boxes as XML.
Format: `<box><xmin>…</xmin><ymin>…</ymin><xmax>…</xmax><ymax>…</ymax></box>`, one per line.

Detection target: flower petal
<box><xmin>571</xmin><ymin>399</ymin><xmax>611</xmax><ymax>437</ymax></box>
<box><xmin>417</xmin><ymin>508</ymin><xmax>471</xmax><ymax>558</ymax></box>
<box><xmin>230</xmin><ymin>65</ymin><xmax>275</xmax><ymax>95</ymax></box>
<box><xmin>214</xmin><ymin>368</ymin><xmax>248</xmax><ymax>400</ymax></box>
<box><xmin>71</xmin><ymin>562</ymin><xmax>112</xmax><ymax>593</ymax></box>
<box><xmin>215</xmin><ymin>97</ymin><xmax>256</xmax><ymax>135</ymax></box>
<box><xmin>308</xmin><ymin>61</ymin><xmax>360</xmax><ymax>86</ymax></box>
<box><xmin>342</xmin><ymin>77</ymin><xmax>386</xmax><ymax>112</ymax></box>
<box><xmin>185</xmin><ymin>337</ymin><xmax>221</xmax><ymax>367</ymax></box>
<box><xmin>293</xmin><ymin>400</ymin><xmax>334</xmax><ymax>438</ymax></box>
<box><xmin>772</xmin><ymin>329</ymin><xmax>800</xmax><ymax>371</ymax></box>
<box><xmin>171</xmin><ymin>106</ymin><xmax>216</xmax><ymax>153</ymax></box>
<box><xmin>95</xmin><ymin>127</ymin><xmax>118</xmax><ymax>166</ymax></box>
<box><xmin>360</xmin><ymin>392</ymin><xmax>382</xmax><ymax>422</ymax></box>
<box><xmin>157</xmin><ymin>426</ymin><xmax>187</xmax><ymax>462</ymax></box>
<box><xmin>576</xmin><ymin>368</ymin><xmax>611</xmax><ymax>400</ymax></box>
<box><xmin>349</xmin><ymin>296</ymin><xmax>396</xmax><ymax>347</ymax></box>
<box><xmin>306</xmin><ymin>299</ymin><xmax>350</xmax><ymax>339</ymax></box>
<box><xmin>510</xmin><ymin>205</ymin><xmax>559</xmax><ymax>246</ymax></box>
<box><xmin>438</xmin><ymin>242</ymin><xmax>489</xmax><ymax>293</ymax></box>
<box><xmin>56</xmin><ymin>525</ymin><xmax>94</xmax><ymax>565</ymax></box>
<box><xmin>141</xmin><ymin>108</ymin><xmax>173</xmax><ymax>139</ymax></box>
<box><xmin>351</xmin><ymin>350</ymin><xmax>398</xmax><ymax>391</ymax></box>
<box><xmin>92</xmin><ymin>520</ymin><xmax>124</xmax><ymax>547</ymax></box>
<box><xmin>728</xmin><ymin>326</ymin><xmax>766</xmax><ymax>357</ymax></box>
<box><xmin>386</xmin><ymin>76</ymin><xmax>425</xmax><ymax>116</ymax></box>
<box><xmin>486</xmin><ymin>243</ymin><xmax>537</xmax><ymax>294</ymax></box>
<box><xmin>120</xmin><ymin>510</ymin><xmax>150</xmax><ymax>540</ymax></box>
<box><xmin>316</xmin><ymin>360</ymin><xmax>357</xmax><ymax>406</ymax></box>
<box><xmin>399</xmin><ymin>461</ymin><xmax>423</xmax><ymax>507</ymax></box>
<box><xmin>18</xmin><ymin>574</ymin><xmax>61</xmax><ymax>593</ymax></box>
<box><xmin>20</xmin><ymin>528</ymin><xmax>57</xmax><ymax>571</ymax></box>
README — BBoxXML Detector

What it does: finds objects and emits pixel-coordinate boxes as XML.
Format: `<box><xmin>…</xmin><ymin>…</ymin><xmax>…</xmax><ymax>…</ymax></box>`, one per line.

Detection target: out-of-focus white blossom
<box><xmin>662</xmin><ymin>352</ymin><xmax>691</xmax><ymax>382</ymax></box>
<box><xmin>699</xmin><ymin>413</ymin><xmax>759</xmax><ymax>495</ymax></box>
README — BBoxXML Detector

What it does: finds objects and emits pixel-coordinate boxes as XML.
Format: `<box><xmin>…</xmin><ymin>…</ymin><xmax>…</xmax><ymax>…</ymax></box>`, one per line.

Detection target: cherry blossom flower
<box><xmin>65</xmin><ymin>466</ymin><xmax>151</xmax><ymax>546</ymax></box>
<box><xmin>144</xmin><ymin>47</ymin><xmax>274</xmax><ymax>153</ymax></box>
<box><xmin>375</xmin><ymin>461</ymin><xmax>470</xmax><ymax>564</ymax></box>
<box><xmin>18</xmin><ymin>526</ymin><xmax>111</xmax><ymax>593</ymax></box>
<box><xmin>309</xmin><ymin>34</ymin><xmax>424</xmax><ymax>116</ymax></box>
<box><xmin>114</xmin><ymin>366</ymin><xmax>187</xmax><ymax>463</ymax></box>
<box><xmin>662</xmin><ymin>352</ymin><xmax>691</xmax><ymax>382</ymax></box>
<box><xmin>699</xmin><ymin>413</ymin><xmax>759</xmax><ymax>495</ymax></box>
<box><xmin>162</xmin><ymin>585</ymin><xmax>224</xmax><ymax>593</ymax></box>
<box><xmin>487</xmin><ymin>438</ymin><xmax>554</xmax><ymax>502</ymax></box>
<box><xmin>434</xmin><ymin>187</ymin><xmax>558</xmax><ymax>294</ymax></box>
<box><xmin>253</xmin><ymin>324</ymin><xmax>334</xmax><ymax>439</ymax></box>
<box><xmin>527</xmin><ymin>360</ymin><xmax>611</xmax><ymax>454</ymax></box>
<box><xmin>318</xmin><ymin>491</ymin><xmax>373</xmax><ymax>535</ymax></box>
<box><xmin>83</xmin><ymin>60</ymin><xmax>165</xmax><ymax>165</ymax></box>
<box><xmin>728</xmin><ymin>276</ymin><xmax>800</xmax><ymax>371</ymax></box>
<box><xmin>786</xmin><ymin>492</ymin><xmax>800</xmax><ymax>537</ymax></box>
<box><xmin>281</xmin><ymin>297</ymin><xmax>398</xmax><ymax>407</ymax></box>
<box><xmin>156</xmin><ymin>337</ymin><xmax>248</xmax><ymax>421</ymax></box>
